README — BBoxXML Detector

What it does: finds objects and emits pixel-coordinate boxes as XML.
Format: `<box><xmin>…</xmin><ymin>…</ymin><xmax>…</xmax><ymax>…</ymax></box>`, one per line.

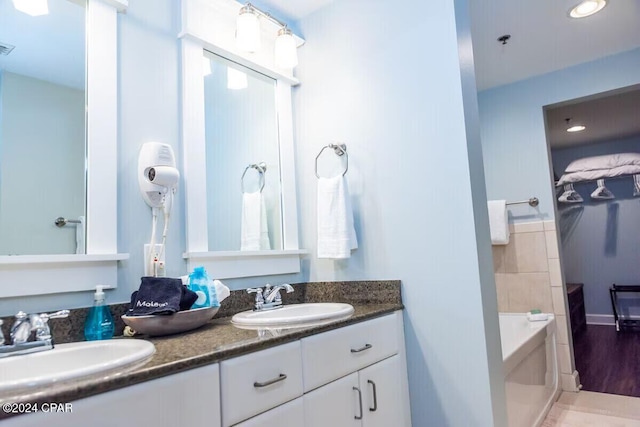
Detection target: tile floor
<box><xmin>543</xmin><ymin>391</ymin><xmax>640</xmax><ymax>426</ymax></box>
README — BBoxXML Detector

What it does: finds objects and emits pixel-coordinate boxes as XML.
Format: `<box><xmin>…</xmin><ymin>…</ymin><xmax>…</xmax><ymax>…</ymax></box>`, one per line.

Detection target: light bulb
<box><xmin>567</xmin><ymin>125</ymin><xmax>586</xmax><ymax>132</ymax></box>
<box><xmin>569</xmin><ymin>0</ymin><xmax>607</xmax><ymax>18</ymax></box>
<box><xmin>236</xmin><ymin>6</ymin><xmax>261</xmax><ymax>52</ymax></box>
<box><xmin>12</xmin><ymin>0</ymin><xmax>49</xmax><ymax>16</ymax></box>
<box><xmin>275</xmin><ymin>28</ymin><xmax>298</xmax><ymax>69</ymax></box>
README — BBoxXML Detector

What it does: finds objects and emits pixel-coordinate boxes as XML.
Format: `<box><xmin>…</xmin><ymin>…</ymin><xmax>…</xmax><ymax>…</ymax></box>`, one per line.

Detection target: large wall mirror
<box><xmin>180</xmin><ymin>0</ymin><xmax>305</xmax><ymax>279</ymax></box>
<box><xmin>0</xmin><ymin>0</ymin><xmax>126</xmax><ymax>298</ymax></box>
<box><xmin>0</xmin><ymin>0</ymin><xmax>86</xmax><ymax>255</ymax></box>
<box><xmin>203</xmin><ymin>51</ymin><xmax>283</xmax><ymax>252</ymax></box>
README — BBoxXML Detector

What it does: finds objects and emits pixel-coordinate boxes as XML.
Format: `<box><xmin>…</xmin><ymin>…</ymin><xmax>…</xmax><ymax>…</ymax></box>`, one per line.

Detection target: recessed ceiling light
<box><xmin>569</xmin><ymin>0</ymin><xmax>607</xmax><ymax>18</ymax></box>
<box><xmin>565</xmin><ymin>118</ymin><xmax>586</xmax><ymax>132</ymax></box>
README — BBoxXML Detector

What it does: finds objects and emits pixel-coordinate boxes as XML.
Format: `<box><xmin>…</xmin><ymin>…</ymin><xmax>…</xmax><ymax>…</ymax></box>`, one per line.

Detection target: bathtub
<box><xmin>500</xmin><ymin>313</ymin><xmax>559</xmax><ymax>427</ymax></box>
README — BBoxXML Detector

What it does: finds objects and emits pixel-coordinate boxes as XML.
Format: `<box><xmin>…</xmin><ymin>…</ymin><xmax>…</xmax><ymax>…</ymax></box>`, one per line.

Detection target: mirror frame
<box><xmin>180</xmin><ymin>0</ymin><xmax>307</xmax><ymax>279</ymax></box>
<box><xmin>0</xmin><ymin>0</ymin><xmax>128</xmax><ymax>297</ymax></box>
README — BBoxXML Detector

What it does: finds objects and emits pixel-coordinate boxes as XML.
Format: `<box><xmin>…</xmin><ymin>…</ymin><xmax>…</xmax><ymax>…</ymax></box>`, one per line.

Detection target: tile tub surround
<box><xmin>0</xmin><ymin>281</ymin><xmax>402</xmax><ymax>418</ymax></box>
<box><xmin>492</xmin><ymin>220</ymin><xmax>578</xmax><ymax>392</ymax></box>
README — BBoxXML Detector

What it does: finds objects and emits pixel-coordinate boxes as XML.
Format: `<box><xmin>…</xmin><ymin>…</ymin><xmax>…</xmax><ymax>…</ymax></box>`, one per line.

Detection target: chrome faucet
<box><xmin>0</xmin><ymin>310</ymin><xmax>70</xmax><ymax>358</ymax></box>
<box><xmin>246</xmin><ymin>284</ymin><xmax>294</xmax><ymax>311</ymax></box>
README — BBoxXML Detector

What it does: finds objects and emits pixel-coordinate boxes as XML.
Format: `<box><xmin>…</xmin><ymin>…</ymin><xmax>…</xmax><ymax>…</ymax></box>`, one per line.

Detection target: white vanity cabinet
<box><xmin>227</xmin><ymin>311</ymin><xmax>411</xmax><ymax>427</ymax></box>
<box><xmin>4</xmin><ymin>364</ymin><xmax>221</xmax><ymax>427</ymax></box>
<box><xmin>4</xmin><ymin>311</ymin><xmax>409</xmax><ymax>427</ymax></box>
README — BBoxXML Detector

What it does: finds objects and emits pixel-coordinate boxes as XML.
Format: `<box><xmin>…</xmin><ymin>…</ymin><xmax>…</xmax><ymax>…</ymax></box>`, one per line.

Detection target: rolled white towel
<box><xmin>487</xmin><ymin>200</ymin><xmax>509</xmax><ymax>245</ymax></box>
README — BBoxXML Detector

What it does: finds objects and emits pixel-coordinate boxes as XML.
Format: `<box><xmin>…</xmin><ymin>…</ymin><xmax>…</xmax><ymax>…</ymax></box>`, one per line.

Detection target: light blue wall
<box><xmin>552</xmin><ymin>136</ymin><xmax>640</xmax><ymax>316</ymax></box>
<box><xmin>293</xmin><ymin>0</ymin><xmax>506</xmax><ymax>425</ymax></box>
<box><xmin>478</xmin><ymin>48</ymin><xmax>640</xmax><ymax>223</ymax></box>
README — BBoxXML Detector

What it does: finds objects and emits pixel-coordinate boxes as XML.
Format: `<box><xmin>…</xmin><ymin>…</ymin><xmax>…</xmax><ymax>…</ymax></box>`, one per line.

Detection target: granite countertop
<box><xmin>0</xmin><ymin>280</ymin><xmax>402</xmax><ymax>417</ymax></box>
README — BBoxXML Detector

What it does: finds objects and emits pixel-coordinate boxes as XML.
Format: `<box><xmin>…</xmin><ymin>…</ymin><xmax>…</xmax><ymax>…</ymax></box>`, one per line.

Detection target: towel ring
<box><xmin>315</xmin><ymin>143</ymin><xmax>348</xmax><ymax>178</ymax></box>
<box><xmin>241</xmin><ymin>162</ymin><xmax>267</xmax><ymax>194</ymax></box>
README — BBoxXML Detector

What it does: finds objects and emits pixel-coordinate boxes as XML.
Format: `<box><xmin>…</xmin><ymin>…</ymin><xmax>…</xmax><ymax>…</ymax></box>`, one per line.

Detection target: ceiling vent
<box><xmin>0</xmin><ymin>42</ymin><xmax>16</xmax><ymax>56</ymax></box>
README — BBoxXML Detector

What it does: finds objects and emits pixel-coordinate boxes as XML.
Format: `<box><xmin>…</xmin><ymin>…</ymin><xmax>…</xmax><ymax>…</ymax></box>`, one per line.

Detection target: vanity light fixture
<box><xmin>236</xmin><ymin>5</ymin><xmax>261</xmax><ymax>52</ymax></box>
<box><xmin>569</xmin><ymin>0</ymin><xmax>607</xmax><ymax>18</ymax></box>
<box><xmin>565</xmin><ymin>118</ymin><xmax>586</xmax><ymax>132</ymax></box>
<box><xmin>12</xmin><ymin>0</ymin><xmax>49</xmax><ymax>16</ymax></box>
<box><xmin>235</xmin><ymin>3</ymin><xmax>298</xmax><ymax>69</ymax></box>
<box><xmin>275</xmin><ymin>27</ymin><xmax>298</xmax><ymax>68</ymax></box>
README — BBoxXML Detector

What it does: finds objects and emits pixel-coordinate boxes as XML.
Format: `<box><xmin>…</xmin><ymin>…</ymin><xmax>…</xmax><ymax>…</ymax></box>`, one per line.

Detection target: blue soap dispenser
<box><xmin>188</xmin><ymin>267</ymin><xmax>211</xmax><ymax>309</ymax></box>
<box><xmin>84</xmin><ymin>285</ymin><xmax>114</xmax><ymax>341</ymax></box>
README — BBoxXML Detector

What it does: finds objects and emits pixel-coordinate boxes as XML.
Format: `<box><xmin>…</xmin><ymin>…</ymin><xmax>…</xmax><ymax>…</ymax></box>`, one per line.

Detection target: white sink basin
<box><xmin>0</xmin><ymin>339</ymin><xmax>155</xmax><ymax>396</ymax></box>
<box><xmin>231</xmin><ymin>303</ymin><xmax>354</xmax><ymax>329</ymax></box>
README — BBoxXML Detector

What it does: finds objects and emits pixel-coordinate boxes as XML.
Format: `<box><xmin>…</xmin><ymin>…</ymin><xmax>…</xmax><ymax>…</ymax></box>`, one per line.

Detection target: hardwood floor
<box><xmin>573</xmin><ymin>324</ymin><xmax>640</xmax><ymax>397</ymax></box>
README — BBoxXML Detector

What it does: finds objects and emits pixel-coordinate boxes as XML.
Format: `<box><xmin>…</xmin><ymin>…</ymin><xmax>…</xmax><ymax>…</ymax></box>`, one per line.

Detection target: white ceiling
<box><xmin>469</xmin><ymin>0</ymin><xmax>640</xmax><ymax>90</ymax></box>
<box><xmin>0</xmin><ymin>0</ymin><xmax>85</xmax><ymax>90</ymax></box>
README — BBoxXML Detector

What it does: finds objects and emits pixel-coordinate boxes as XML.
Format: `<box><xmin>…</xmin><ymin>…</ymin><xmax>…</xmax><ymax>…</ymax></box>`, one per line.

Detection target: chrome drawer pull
<box><xmin>368</xmin><ymin>380</ymin><xmax>378</xmax><ymax>412</ymax></box>
<box><xmin>353</xmin><ymin>386</ymin><xmax>363</xmax><ymax>420</ymax></box>
<box><xmin>253</xmin><ymin>373</ymin><xmax>287</xmax><ymax>388</ymax></box>
<box><xmin>350</xmin><ymin>343</ymin><xmax>372</xmax><ymax>353</ymax></box>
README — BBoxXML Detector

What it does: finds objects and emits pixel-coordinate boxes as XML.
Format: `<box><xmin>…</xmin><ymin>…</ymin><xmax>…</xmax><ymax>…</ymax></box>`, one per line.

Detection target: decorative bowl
<box><xmin>121</xmin><ymin>306</ymin><xmax>219</xmax><ymax>337</ymax></box>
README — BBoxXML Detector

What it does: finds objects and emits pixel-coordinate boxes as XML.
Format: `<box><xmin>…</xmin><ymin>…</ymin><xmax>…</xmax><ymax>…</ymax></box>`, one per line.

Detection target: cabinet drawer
<box><xmin>301</xmin><ymin>313</ymin><xmax>399</xmax><ymax>392</ymax></box>
<box><xmin>221</xmin><ymin>341</ymin><xmax>303</xmax><ymax>426</ymax></box>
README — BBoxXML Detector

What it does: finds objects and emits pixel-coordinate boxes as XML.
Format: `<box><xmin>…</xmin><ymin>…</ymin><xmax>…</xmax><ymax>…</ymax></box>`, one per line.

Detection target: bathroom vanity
<box><xmin>1</xmin><ymin>282</ymin><xmax>411</xmax><ymax>427</ymax></box>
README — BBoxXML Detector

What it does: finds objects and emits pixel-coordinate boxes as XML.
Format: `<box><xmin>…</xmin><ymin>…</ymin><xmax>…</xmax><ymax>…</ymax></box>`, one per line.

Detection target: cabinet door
<box><xmin>359</xmin><ymin>355</ymin><xmax>411</xmax><ymax>427</ymax></box>
<box><xmin>3</xmin><ymin>364</ymin><xmax>221</xmax><ymax>427</ymax></box>
<box><xmin>304</xmin><ymin>372</ymin><xmax>362</xmax><ymax>427</ymax></box>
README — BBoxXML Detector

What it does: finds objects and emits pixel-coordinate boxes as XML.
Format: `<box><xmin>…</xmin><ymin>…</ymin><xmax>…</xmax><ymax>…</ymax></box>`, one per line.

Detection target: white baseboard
<box><xmin>586</xmin><ymin>313</ymin><xmax>640</xmax><ymax>326</ymax></box>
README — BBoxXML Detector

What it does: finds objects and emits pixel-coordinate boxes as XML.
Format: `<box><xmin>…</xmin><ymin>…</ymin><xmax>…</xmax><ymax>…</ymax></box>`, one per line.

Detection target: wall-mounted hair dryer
<box><xmin>138</xmin><ymin>142</ymin><xmax>180</xmax><ymax>276</ymax></box>
<box><xmin>138</xmin><ymin>142</ymin><xmax>179</xmax><ymax>208</ymax></box>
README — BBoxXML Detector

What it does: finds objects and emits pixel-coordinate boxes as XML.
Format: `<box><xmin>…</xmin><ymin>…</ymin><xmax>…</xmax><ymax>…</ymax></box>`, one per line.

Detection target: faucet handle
<box><xmin>32</xmin><ymin>310</ymin><xmax>70</xmax><ymax>341</ymax></box>
<box><xmin>42</xmin><ymin>310</ymin><xmax>70</xmax><ymax>320</ymax></box>
<box><xmin>247</xmin><ymin>288</ymin><xmax>264</xmax><ymax>302</ymax></box>
<box><xmin>247</xmin><ymin>288</ymin><xmax>264</xmax><ymax>310</ymax></box>
<box><xmin>10</xmin><ymin>311</ymin><xmax>31</xmax><ymax>344</ymax></box>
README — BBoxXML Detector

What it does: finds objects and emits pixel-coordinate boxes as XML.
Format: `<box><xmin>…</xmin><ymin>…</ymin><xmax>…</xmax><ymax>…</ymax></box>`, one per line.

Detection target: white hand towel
<box><xmin>241</xmin><ymin>192</ymin><xmax>271</xmax><ymax>251</ymax></box>
<box><xmin>76</xmin><ymin>216</ymin><xmax>86</xmax><ymax>254</ymax></box>
<box><xmin>317</xmin><ymin>176</ymin><xmax>358</xmax><ymax>259</ymax></box>
<box><xmin>487</xmin><ymin>200</ymin><xmax>509</xmax><ymax>245</ymax></box>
